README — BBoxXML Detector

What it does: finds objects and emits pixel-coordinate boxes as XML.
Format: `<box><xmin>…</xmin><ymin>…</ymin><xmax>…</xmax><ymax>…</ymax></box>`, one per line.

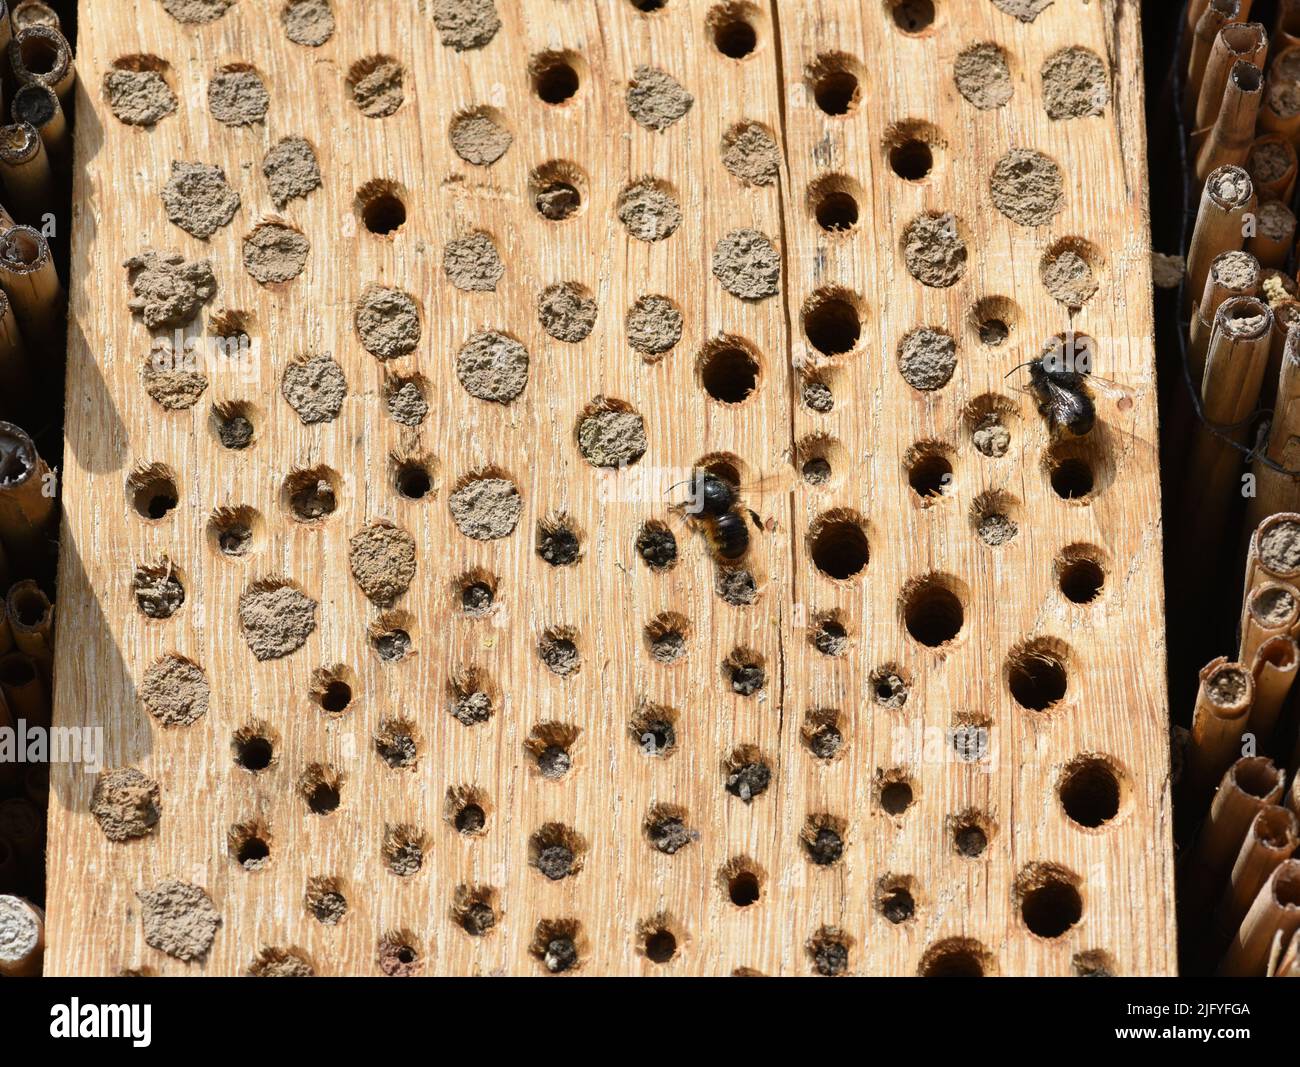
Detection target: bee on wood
<box><xmin>672</xmin><ymin>468</ymin><xmax>764</xmax><ymax>561</ymax></box>
<box><xmin>1008</xmin><ymin>335</ymin><xmax>1127</xmax><ymax>437</ymax></box>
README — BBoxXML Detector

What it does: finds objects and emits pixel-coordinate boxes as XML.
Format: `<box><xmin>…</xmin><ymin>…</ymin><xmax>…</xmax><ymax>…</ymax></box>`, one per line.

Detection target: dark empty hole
<box><xmin>813</xmin><ymin>70</ymin><xmax>858</xmax><ymax>115</ymax></box>
<box><xmin>810</xmin><ymin>520</ymin><xmax>869</xmax><ymax>580</ymax></box>
<box><xmin>908</xmin><ymin>453</ymin><xmax>951</xmax><ymax>498</ymax></box>
<box><xmin>701</xmin><ymin>346</ymin><xmax>759</xmax><ymax>403</ymax></box>
<box><xmin>134</xmin><ymin>478</ymin><xmax>177</xmax><ymax>519</ymax></box>
<box><xmin>644</xmin><ymin>929</ymin><xmax>677</xmax><ymax>962</ymax></box>
<box><xmin>1059</xmin><ymin>761</ymin><xmax>1120</xmax><ymax>828</ymax></box>
<box><xmin>1008</xmin><ymin>652</ymin><xmax>1067</xmax><ymax>710</ymax></box>
<box><xmin>881</xmin><ymin>780</ymin><xmax>913</xmax><ymax>814</ymax></box>
<box><xmin>455</xmin><ymin>803</ymin><xmax>486</xmax><ymax>834</ymax></box>
<box><xmin>639</xmin><ymin>720</ymin><xmax>676</xmax><ymax>756</ymax></box>
<box><xmin>890</xmin><ymin>139</ymin><xmax>933</xmax><ymax>180</ymax></box>
<box><xmin>1059</xmin><ymin>558</ymin><xmax>1105</xmax><ymax>603</ymax></box>
<box><xmin>729</xmin><ymin>871</ymin><xmax>760</xmax><ymax>906</ymax></box>
<box><xmin>319</xmin><ymin>680</ymin><xmax>352</xmax><ymax>713</ymax></box>
<box><xmin>924</xmin><ymin>950</ymin><xmax>984</xmax><ymax>977</ymax></box>
<box><xmin>20</xmin><ymin>39</ymin><xmax>59</xmax><ymax>75</ymax></box>
<box><xmin>815</xmin><ymin>190</ymin><xmax>859</xmax><ymax>232</ymax></box>
<box><xmin>1051</xmin><ymin>457</ymin><xmax>1094</xmax><ymax>499</ymax></box>
<box><xmin>362</xmin><ymin>191</ymin><xmax>405</xmax><ymax>235</ymax></box>
<box><xmin>1021</xmin><ymin>880</ymin><xmax>1083</xmax><ymax>938</ymax></box>
<box><xmin>955</xmin><ymin>824</ymin><xmax>987</xmax><ymax>857</ymax></box>
<box><xmin>714</xmin><ymin>17</ymin><xmax>757</xmax><ymax>58</ymax></box>
<box><xmin>892</xmin><ymin>0</ymin><xmax>935</xmax><ymax>32</ymax></box>
<box><xmin>395</xmin><ymin>462</ymin><xmax>432</xmax><ymax>500</ymax></box>
<box><xmin>235</xmin><ymin>736</ymin><xmax>273</xmax><ymax>771</ymax></box>
<box><xmin>218</xmin><ymin>522</ymin><xmax>251</xmax><ymax>556</ymax></box>
<box><xmin>535</xmin><ymin>181</ymin><xmax>581</xmax><ymax>220</ymax></box>
<box><xmin>237</xmin><ymin>837</ymin><xmax>270</xmax><ymax>868</ymax></box>
<box><xmin>535</xmin><ymin>61</ymin><xmax>579</xmax><ymax>104</ymax></box>
<box><xmin>631</xmin><ymin>0</ymin><xmax>666</xmax><ymax>8</ymax></box>
<box><xmin>11</xmin><ymin>593</ymin><xmax>45</xmax><ymax>628</ymax></box>
<box><xmin>308</xmin><ymin>782</ymin><xmax>340</xmax><ymax>814</ymax></box>
<box><xmin>880</xmin><ymin>887</ymin><xmax>915</xmax><ymax>924</ymax></box>
<box><xmin>0</xmin><ymin>659</ymin><xmax>34</xmax><ymax>686</ymax></box>
<box><xmin>395</xmin><ymin>946</ymin><xmax>415</xmax><ymax>965</ymax></box>
<box><xmin>904</xmin><ymin>584</ymin><xmax>963</xmax><ymax>646</ymax></box>
<box><xmin>978</xmin><ymin>317</ymin><xmax>1009</xmax><ymax>346</ymax></box>
<box><xmin>804</xmin><ymin>298</ymin><xmax>860</xmax><ymax>355</ymax></box>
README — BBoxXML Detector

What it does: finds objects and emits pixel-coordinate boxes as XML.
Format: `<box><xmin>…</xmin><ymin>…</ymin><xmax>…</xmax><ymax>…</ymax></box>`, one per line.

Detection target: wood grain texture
<box><xmin>45</xmin><ymin>0</ymin><xmax>1176</xmax><ymax>976</ymax></box>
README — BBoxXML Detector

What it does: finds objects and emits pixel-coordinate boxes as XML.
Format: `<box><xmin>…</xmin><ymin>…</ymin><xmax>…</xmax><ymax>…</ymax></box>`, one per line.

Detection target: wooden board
<box><xmin>45</xmin><ymin>0</ymin><xmax>1176</xmax><ymax>976</ymax></box>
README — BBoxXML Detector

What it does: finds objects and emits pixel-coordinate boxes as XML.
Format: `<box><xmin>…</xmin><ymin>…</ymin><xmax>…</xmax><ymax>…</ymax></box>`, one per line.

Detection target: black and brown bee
<box><xmin>673</xmin><ymin>468</ymin><xmax>765</xmax><ymax>561</ymax></box>
<box><xmin>1008</xmin><ymin>335</ymin><xmax>1128</xmax><ymax>437</ymax></box>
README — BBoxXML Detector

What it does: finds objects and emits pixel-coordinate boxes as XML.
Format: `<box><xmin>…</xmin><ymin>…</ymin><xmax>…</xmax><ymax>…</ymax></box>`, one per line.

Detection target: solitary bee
<box><xmin>673</xmin><ymin>468</ymin><xmax>764</xmax><ymax>561</ymax></box>
<box><xmin>1008</xmin><ymin>335</ymin><xmax>1127</xmax><ymax>437</ymax></box>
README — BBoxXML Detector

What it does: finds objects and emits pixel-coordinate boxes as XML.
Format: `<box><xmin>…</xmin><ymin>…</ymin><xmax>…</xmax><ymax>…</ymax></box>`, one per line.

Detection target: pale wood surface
<box><xmin>45</xmin><ymin>0</ymin><xmax>1176</xmax><ymax>975</ymax></box>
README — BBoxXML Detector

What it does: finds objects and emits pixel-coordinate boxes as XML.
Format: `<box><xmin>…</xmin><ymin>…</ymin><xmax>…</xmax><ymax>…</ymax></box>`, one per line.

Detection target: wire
<box><xmin>1170</xmin><ymin>5</ymin><xmax>1300</xmax><ymax>476</ymax></box>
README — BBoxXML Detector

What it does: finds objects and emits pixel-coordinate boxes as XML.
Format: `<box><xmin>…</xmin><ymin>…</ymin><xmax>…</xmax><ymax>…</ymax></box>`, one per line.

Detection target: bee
<box><xmin>672</xmin><ymin>468</ymin><xmax>764</xmax><ymax>561</ymax></box>
<box><xmin>1008</xmin><ymin>336</ymin><xmax>1128</xmax><ymax>437</ymax></box>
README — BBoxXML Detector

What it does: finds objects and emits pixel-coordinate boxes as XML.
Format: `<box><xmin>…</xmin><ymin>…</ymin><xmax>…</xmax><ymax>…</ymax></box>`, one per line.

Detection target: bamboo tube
<box><xmin>1262</xmin><ymin>267</ymin><xmax>1297</xmax><ymax>303</ymax></box>
<box><xmin>1197</xmin><ymin>23</ymin><xmax>1268</xmax><ymax>133</ymax></box>
<box><xmin>1248</xmin><ymin>200</ymin><xmax>1298</xmax><ymax>268</ymax></box>
<box><xmin>0</xmin><ymin>424</ymin><xmax>53</xmax><ymax>573</ymax></box>
<box><xmin>8</xmin><ymin>580</ymin><xmax>50</xmax><ymax>673</ymax></box>
<box><xmin>1191</xmin><ymin>249</ymin><xmax>1260</xmax><ymax>383</ymax></box>
<box><xmin>0</xmin><ymin>896</ymin><xmax>43</xmax><ymax>976</ymax></box>
<box><xmin>1220</xmin><ymin>859</ymin><xmax>1300</xmax><ymax>975</ymax></box>
<box><xmin>1197</xmin><ymin>61</ymin><xmax>1264</xmax><ymax>182</ymax></box>
<box><xmin>1251</xmin><ymin>637</ymin><xmax>1300</xmax><ymax>750</ymax></box>
<box><xmin>1</xmin><ymin>650</ymin><xmax>47</xmax><ymax>729</ymax></box>
<box><xmin>10</xmin><ymin>81</ymin><xmax>63</xmax><ymax>164</ymax></box>
<box><xmin>1247</xmin><ymin>134</ymin><xmax>1298</xmax><ymax>201</ymax></box>
<box><xmin>1278</xmin><ymin>1</ymin><xmax>1300</xmax><ymax>56</ymax></box>
<box><xmin>8</xmin><ymin>26</ymin><xmax>74</xmax><ymax>105</ymax></box>
<box><xmin>11</xmin><ymin>0</ymin><xmax>59</xmax><ymax>32</ymax></box>
<box><xmin>0</xmin><ymin>290</ymin><xmax>33</xmax><ymax>418</ymax></box>
<box><xmin>1240</xmin><ymin>580</ymin><xmax>1300</xmax><ymax>663</ymax></box>
<box><xmin>1215</xmin><ymin>805</ymin><xmax>1300</xmax><ymax>944</ymax></box>
<box><xmin>1260</xmin><ymin>77</ymin><xmax>1300</xmax><ymax>141</ymax></box>
<box><xmin>1187</xmin><ymin>166</ymin><xmax>1256</xmax><ymax>316</ymax></box>
<box><xmin>1188</xmin><ymin>657</ymin><xmax>1257</xmax><ymax>800</ymax></box>
<box><xmin>22</xmin><ymin>759</ymin><xmax>46</xmax><ymax>809</ymax></box>
<box><xmin>1184</xmin><ymin>298</ymin><xmax>1273</xmax><ymax>554</ymax></box>
<box><xmin>0</xmin><ymin>225</ymin><xmax>64</xmax><ymax>354</ymax></box>
<box><xmin>1262</xmin><ymin>301</ymin><xmax>1300</xmax><ymax>410</ymax></box>
<box><xmin>1248</xmin><ymin>329</ymin><xmax>1300</xmax><ymax>528</ymax></box>
<box><xmin>0</xmin><ymin>123</ymin><xmax>51</xmax><ymax>222</ymax></box>
<box><xmin>1276</xmin><ymin>929</ymin><xmax>1300</xmax><ymax>974</ymax></box>
<box><xmin>1245</xmin><ymin>512</ymin><xmax>1300</xmax><ymax>605</ymax></box>
<box><xmin>1187</xmin><ymin>1</ymin><xmax>1244</xmax><ymax>118</ymax></box>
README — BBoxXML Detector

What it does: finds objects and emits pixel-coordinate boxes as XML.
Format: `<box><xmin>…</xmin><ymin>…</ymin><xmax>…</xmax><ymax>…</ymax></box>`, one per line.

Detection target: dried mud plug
<box><xmin>239</xmin><ymin>580</ymin><xmax>318</xmax><ymax>660</ymax></box>
<box><xmin>137</xmin><ymin>879</ymin><xmax>221</xmax><ymax>962</ymax></box>
<box><xmin>91</xmin><ymin>768</ymin><xmax>161</xmax><ymax>841</ymax></box>
<box><xmin>348</xmin><ymin>521</ymin><xmax>417</xmax><ymax>606</ymax></box>
<box><xmin>124</xmin><ymin>249</ymin><xmax>216</xmax><ymax>329</ymax></box>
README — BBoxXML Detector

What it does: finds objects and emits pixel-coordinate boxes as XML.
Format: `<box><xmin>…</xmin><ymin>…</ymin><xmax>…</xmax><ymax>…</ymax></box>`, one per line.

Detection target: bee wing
<box><xmin>742</xmin><ymin>469</ymin><xmax>797</xmax><ymax>499</ymax></box>
<box><xmin>1081</xmin><ymin>372</ymin><xmax>1133</xmax><ymax>403</ymax></box>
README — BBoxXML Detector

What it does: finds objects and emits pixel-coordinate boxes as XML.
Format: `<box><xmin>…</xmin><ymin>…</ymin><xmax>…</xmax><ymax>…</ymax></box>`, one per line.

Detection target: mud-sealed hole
<box><xmin>802</xmin><ymin>707</ymin><xmax>846</xmax><ymax>760</ymax></box>
<box><xmin>250</xmin><ymin>947</ymin><xmax>315</xmax><ymax>978</ymax></box>
<box><xmin>445</xmin><ymin>785</ymin><xmax>491</xmax><ymax>836</ymax></box>
<box><xmin>919</xmin><ymin>938</ymin><xmax>992</xmax><ymax>977</ymax></box>
<box><xmin>1055</xmin><ymin>543</ymin><xmax>1106</xmax><ymax>603</ymax></box>
<box><xmin>392</xmin><ymin>453</ymin><xmax>435</xmax><ymax>501</ymax></box>
<box><xmin>538</xmin><ymin>625</ymin><xmax>581</xmax><ymax>677</ymax></box>
<box><xmin>797</xmin><ymin>434</ymin><xmax>844</xmax><ymax>488</ymax></box>
<box><xmin>448</xmin><ymin>665</ymin><xmax>497</xmax><ymax>727</ymax></box>
<box><xmin>1005</xmin><ymin>637</ymin><xmax>1071</xmax><ymax>710</ymax></box>
<box><xmin>1058</xmin><ymin>754</ymin><xmax>1127</xmax><ymax>829</ymax></box>
<box><xmin>644</xmin><ymin>802</ymin><xmax>698</xmax><ymax>855</ymax></box>
<box><xmin>807</xmin><ymin>173</ymin><xmax>863</xmax><ymax>233</ymax></box>
<box><xmin>282</xmin><ymin>465</ymin><xmax>339</xmax><ymax>522</ymax></box>
<box><xmin>208</xmin><ymin>505</ymin><xmax>261</xmax><ymax>558</ymax></box>
<box><xmin>377</xmin><ymin>930</ymin><xmax>420</xmax><ymax>976</ymax></box>
<box><xmin>904</xmin><ymin>440</ymin><xmax>955</xmax><ymax>503</ymax></box>
<box><xmin>299</xmin><ymin>762</ymin><xmax>343</xmax><ymax>815</ymax></box>
<box><xmin>455</xmin><ymin>568</ymin><xmax>497</xmax><ymax>617</ymax></box>
<box><xmin>806</xmin><ymin>53</ymin><xmax>862</xmax><ymax>116</ymax></box>
<box><xmin>969</xmin><ymin>295</ymin><xmax>1019</xmax><ymax>347</ymax></box>
<box><xmin>211</xmin><ymin>399</ymin><xmax>256</xmax><ymax>450</ymax></box>
<box><xmin>128</xmin><ymin>463</ymin><xmax>179</xmax><ymax>520</ymax></box>
<box><xmin>525</xmin><ymin>722</ymin><xmax>581</xmax><ymax>780</ymax></box>
<box><xmin>708</xmin><ymin>2</ymin><xmax>760</xmax><ymax>58</ymax></box>
<box><xmin>382</xmin><ymin>822</ymin><xmax>429</xmax><ymax>876</ymax></box>
<box><xmin>530</xmin><ymin>50</ymin><xmax>583</xmax><ymax>105</ymax></box>
<box><xmin>529</xmin><ymin>822</ymin><xmax>586</xmax><ymax>881</ymax></box>
<box><xmin>133</xmin><ymin>558</ymin><xmax>185</xmax><ymax>619</ymax></box>
<box><xmin>305</xmin><ymin>876</ymin><xmax>347</xmax><ymax>925</ymax></box>
<box><xmin>970</xmin><ymin>490</ymin><xmax>1020</xmax><ymax>547</ymax></box>
<box><xmin>451</xmin><ymin>885</ymin><xmax>499</xmax><ymax>938</ymax></box>
<box><xmin>346</xmin><ymin>55</ymin><xmax>404</xmax><ymax>119</ymax></box>
<box><xmin>802</xmin><ymin>287</ymin><xmax>864</xmax><ymax>356</ymax></box>
<box><xmin>537</xmin><ymin>512</ymin><xmax>584</xmax><ymax>566</ymax></box>
<box><xmin>1072</xmin><ymin>950</ymin><xmax>1117</xmax><ymax>977</ymax></box>
<box><xmin>636</xmin><ymin>519</ymin><xmax>678</xmax><ymax>570</ymax></box>
<box><xmin>878</xmin><ymin>769</ymin><xmax>915</xmax><ymax>815</ymax></box>
<box><xmin>802</xmin><ymin>813</ymin><xmax>846</xmax><ymax>866</ymax></box>
<box><xmin>644</xmin><ymin>611</ymin><xmax>690</xmax><ymax>664</ymax></box>
<box><xmin>869</xmin><ymin>663</ymin><xmax>911</xmax><ymax>709</ymax></box>
<box><xmin>810</xmin><ymin>608</ymin><xmax>851</xmax><ymax>656</ymax></box>
<box><xmin>638</xmin><ymin>914</ymin><xmax>683</xmax><ymax>963</ymax></box>
<box><xmin>229</xmin><ymin>818</ymin><xmax>272</xmax><ymax>870</ymax></box>
<box><xmin>963</xmin><ymin>393</ymin><xmax>1019</xmax><ymax>458</ymax></box>
<box><xmin>355</xmin><ymin>178</ymin><xmax>406</xmax><ymax>236</ymax></box>
<box><xmin>724</xmin><ymin>743</ymin><xmax>772</xmax><ymax>802</ymax></box>
<box><xmin>724</xmin><ymin>646</ymin><xmax>767</xmax><ymax>696</ymax></box>
<box><xmin>808</xmin><ymin>508</ymin><xmax>870</xmax><ymax>580</ymax></box>
<box><xmin>529</xmin><ymin>160</ymin><xmax>588</xmax><ymax>221</ymax></box>
<box><xmin>309</xmin><ymin>664</ymin><xmax>354</xmax><ymax>715</ymax></box>
<box><xmin>719</xmin><ymin>855</ymin><xmax>765</xmax><ymax>906</ymax></box>
<box><xmin>807</xmin><ymin>926</ymin><xmax>852</xmax><ymax>976</ymax></box>
<box><xmin>1041</xmin><ymin>236</ymin><xmax>1103</xmax><ymax>309</ymax></box>
<box><xmin>374</xmin><ymin>717</ymin><xmax>420</xmax><ymax>769</ymax></box>
<box><xmin>697</xmin><ymin>335</ymin><xmax>762</xmax><ymax>404</ymax></box>
<box><xmin>876</xmin><ymin>873</ymin><xmax>917</xmax><ymax>922</ymax></box>
<box><xmin>531</xmin><ymin>919</ymin><xmax>586</xmax><ymax>974</ymax></box>
<box><xmin>630</xmin><ymin>701</ymin><xmax>678</xmax><ymax>757</ymax></box>
<box><xmin>232</xmin><ymin>720</ymin><xmax>278</xmax><ymax>772</ymax></box>
<box><xmin>949</xmin><ymin>808</ymin><xmax>994</xmax><ymax>858</ymax></box>
<box><xmin>1016</xmin><ymin>863</ymin><xmax>1084</xmax><ymax>939</ymax></box>
<box><xmin>368</xmin><ymin>610</ymin><xmax>414</xmax><ymax>662</ymax></box>
<box><xmin>900</xmin><ymin>573</ymin><xmax>967</xmax><ymax>647</ymax></box>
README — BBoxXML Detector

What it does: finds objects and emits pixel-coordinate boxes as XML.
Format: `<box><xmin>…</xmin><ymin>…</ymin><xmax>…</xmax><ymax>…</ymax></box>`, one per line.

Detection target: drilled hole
<box><xmin>530</xmin><ymin>161</ymin><xmax>586</xmax><ymax>221</ymax></box>
<box><xmin>877</xmin><ymin>877</ymin><xmax>916</xmax><ymax>923</ymax></box>
<box><xmin>890</xmin><ymin>0</ymin><xmax>935</xmax><ymax>33</ymax></box>
<box><xmin>233</xmin><ymin>727</ymin><xmax>274</xmax><ymax>772</ymax></box>
<box><xmin>809</xmin><ymin>512</ymin><xmax>870</xmax><ymax>580</ymax></box>
<box><xmin>361</xmin><ymin>188</ymin><xmax>405</xmax><ymax>235</ymax></box>
<box><xmin>1059</xmin><ymin>756</ymin><xmax>1123</xmax><ymax>828</ymax></box>
<box><xmin>1019</xmin><ymin>869</ymin><xmax>1083</xmax><ymax>939</ymax></box>
<box><xmin>395</xmin><ymin>460</ymin><xmax>433</xmax><ymax>500</ymax></box>
<box><xmin>1058</xmin><ymin>550</ymin><xmax>1105</xmax><ymax>603</ymax></box>
<box><xmin>729</xmin><ymin>869</ymin><xmax>760</xmax><ymax>905</ymax></box>
<box><xmin>880</xmin><ymin>777</ymin><xmax>914</xmax><ymax>815</ymax></box>
<box><xmin>809</xmin><ymin>55</ymin><xmax>861</xmax><ymax>115</ymax></box>
<box><xmin>902</xmin><ymin>576</ymin><xmax>965</xmax><ymax>647</ymax></box>
<box><xmin>643</xmin><ymin>927</ymin><xmax>678</xmax><ymax>963</ymax></box>
<box><xmin>129</xmin><ymin>467</ymin><xmax>178</xmax><ymax>520</ymax></box>
<box><xmin>920</xmin><ymin>940</ymin><xmax>988</xmax><ymax>977</ymax></box>
<box><xmin>711</xmin><ymin>4</ymin><xmax>758</xmax><ymax>58</ymax></box>
<box><xmin>283</xmin><ymin>467</ymin><xmax>339</xmax><ymax>522</ymax></box>
<box><xmin>803</xmin><ymin>292</ymin><xmax>861</xmax><ymax>355</ymax></box>
<box><xmin>1051</xmin><ymin>457</ymin><xmax>1094</xmax><ymax>498</ymax></box>
<box><xmin>300</xmin><ymin>764</ymin><xmax>342</xmax><ymax>815</ymax></box>
<box><xmin>699</xmin><ymin>340</ymin><xmax>760</xmax><ymax>403</ymax></box>
<box><xmin>815</xmin><ymin>189</ymin><xmax>858</xmax><ymax>232</ymax></box>
<box><xmin>907</xmin><ymin>448</ymin><xmax>952</xmax><ymax>499</ymax></box>
<box><xmin>890</xmin><ymin>139</ymin><xmax>933</xmax><ymax>180</ymax></box>
<box><xmin>532</xmin><ymin>53</ymin><xmax>580</xmax><ymax>104</ymax></box>
<box><xmin>1006</xmin><ymin>640</ymin><xmax>1069</xmax><ymax>710</ymax></box>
